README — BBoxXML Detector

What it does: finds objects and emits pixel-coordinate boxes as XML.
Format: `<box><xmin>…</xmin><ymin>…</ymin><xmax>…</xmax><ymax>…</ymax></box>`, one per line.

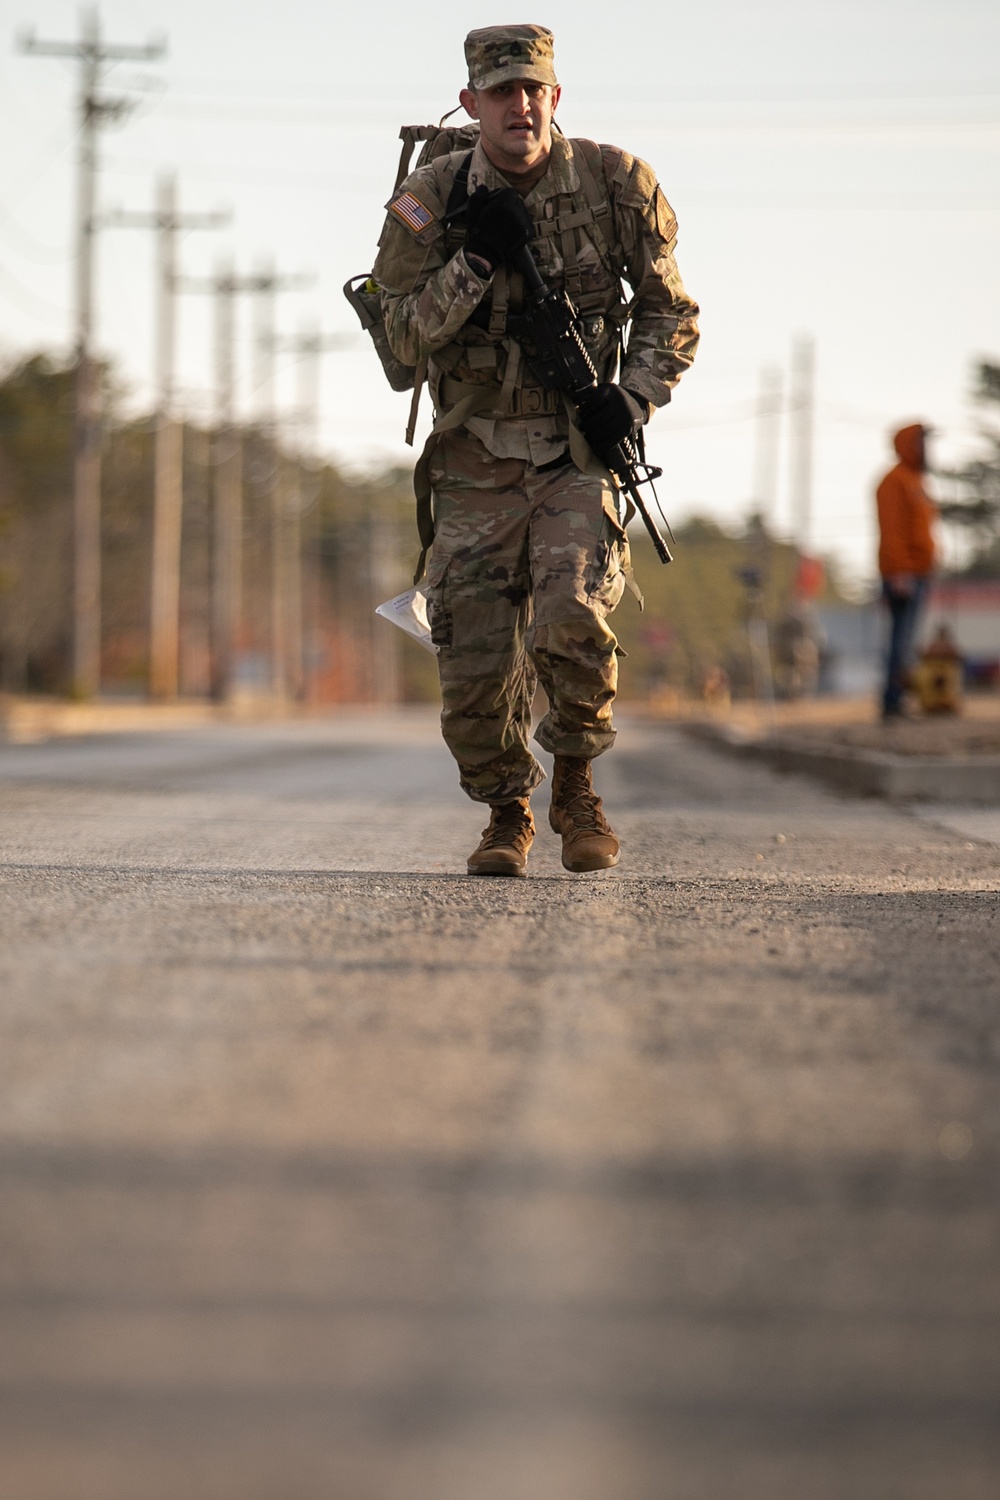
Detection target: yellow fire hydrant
<box><xmin>913</xmin><ymin>624</ymin><xmax>964</xmax><ymax>715</ymax></box>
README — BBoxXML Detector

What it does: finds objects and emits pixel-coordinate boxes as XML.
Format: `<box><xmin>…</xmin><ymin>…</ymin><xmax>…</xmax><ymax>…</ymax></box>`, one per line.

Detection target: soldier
<box><xmin>373</xmin><ymin>23</ymin><xmax>699</xmax><ymax>875</ymax></box>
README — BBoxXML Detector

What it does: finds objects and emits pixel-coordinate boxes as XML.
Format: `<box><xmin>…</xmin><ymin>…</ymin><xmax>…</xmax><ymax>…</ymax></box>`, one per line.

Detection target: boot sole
<box><xmin>467</xmin><ymin>859</ymin><xmax>528</xmax><ymax>877</ymax></box>
<box><xmin>562</xmin><ymin>852</ymin><xmax>619</xmax><ymax>873</ymax></box>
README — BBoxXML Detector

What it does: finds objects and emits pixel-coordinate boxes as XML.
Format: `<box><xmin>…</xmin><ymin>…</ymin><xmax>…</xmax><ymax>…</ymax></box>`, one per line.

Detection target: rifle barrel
<box><xmin>514</xmin><ymin>242</ymin><xmax>546</xmax><ymax>293</ymax></box>
<box><xmin>618</xmin><ymin>462</ymin><xmax>673</xmax><ymax>565</ymax></box>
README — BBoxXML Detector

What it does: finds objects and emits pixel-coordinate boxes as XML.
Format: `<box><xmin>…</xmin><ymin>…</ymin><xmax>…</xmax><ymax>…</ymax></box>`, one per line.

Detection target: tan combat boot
<box><xmin>549</xmin><ymin>755</ymin><xmax>620</xmax><ymax>873</ymax></box>
<box><xmin>467</xmin><ymin>798</ymin><xmax>535</xmax><ymax>877</ymax></box>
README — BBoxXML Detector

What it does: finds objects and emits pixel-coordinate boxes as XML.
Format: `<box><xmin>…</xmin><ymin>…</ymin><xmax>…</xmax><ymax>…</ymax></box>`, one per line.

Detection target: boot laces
<box><xmin>481</xmin><ymin>800</ymin><xmax>533</xmax><ymax>849</ymax></box>
<box><xmin>557</xmin><ymin>762</ymin><xmax>611</xmax><ymax>832</ymax></box>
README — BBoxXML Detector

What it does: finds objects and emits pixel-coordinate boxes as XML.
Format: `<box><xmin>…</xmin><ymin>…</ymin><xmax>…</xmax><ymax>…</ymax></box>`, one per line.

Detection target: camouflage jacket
<box><xmin>372</xmin><ymin>132</ymin><xmax>700</xmax><ymax>466</ymax></box>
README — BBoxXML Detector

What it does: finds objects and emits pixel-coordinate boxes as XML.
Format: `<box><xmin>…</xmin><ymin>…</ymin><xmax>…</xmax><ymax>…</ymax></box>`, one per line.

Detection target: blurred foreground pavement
<box><xmin>1</xmin><ymin>709</ymin><xmax>998</xmax><ymax>1500</ymax></box>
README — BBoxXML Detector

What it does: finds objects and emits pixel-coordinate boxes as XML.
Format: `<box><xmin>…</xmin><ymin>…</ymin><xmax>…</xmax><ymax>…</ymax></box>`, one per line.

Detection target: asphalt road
<box><xmin>1</xmin><ymin>710</ymin><xmax>998</xmax><ymax>1500</ymax></box>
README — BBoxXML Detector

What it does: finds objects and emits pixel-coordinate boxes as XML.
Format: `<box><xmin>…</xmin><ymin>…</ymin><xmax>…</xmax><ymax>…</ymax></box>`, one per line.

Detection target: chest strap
<box><xmin>533</xmin><ymin>203</ymin><xmax>612</xmax><ymax>239</ymax></box>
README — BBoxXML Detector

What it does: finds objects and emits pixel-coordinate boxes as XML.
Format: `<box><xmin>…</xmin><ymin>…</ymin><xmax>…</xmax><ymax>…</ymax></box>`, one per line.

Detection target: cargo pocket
<box><xmin>587</xmin><ymin>499</ymin><xmax>629</xmax><ymax>615</ymax></box>
<box><xmin>424</xmin><ymin>548</ymin><xmax>454</xmax><ymax>655</ymax></box>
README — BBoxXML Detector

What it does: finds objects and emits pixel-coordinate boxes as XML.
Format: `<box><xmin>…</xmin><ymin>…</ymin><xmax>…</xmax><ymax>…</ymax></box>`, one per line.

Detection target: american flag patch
<box><xmin>390</xmin><ymin>191</ymin><xmax>434</xmax><ymax>234</ymax></box>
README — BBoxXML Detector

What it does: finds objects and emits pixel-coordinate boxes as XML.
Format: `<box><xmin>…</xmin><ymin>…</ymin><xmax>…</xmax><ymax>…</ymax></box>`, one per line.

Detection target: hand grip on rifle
<box><xmin>577</xmin><ymin>383</ymin><xmax>646</xmax><ymax>452</ymax></box>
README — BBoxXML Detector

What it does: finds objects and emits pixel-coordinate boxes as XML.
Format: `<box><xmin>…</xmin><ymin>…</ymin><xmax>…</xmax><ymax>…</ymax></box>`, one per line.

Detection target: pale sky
<box><xmin>1</xmin><ymin>0</ymin><xmax>998</xmax><ymax>584</ymax></box>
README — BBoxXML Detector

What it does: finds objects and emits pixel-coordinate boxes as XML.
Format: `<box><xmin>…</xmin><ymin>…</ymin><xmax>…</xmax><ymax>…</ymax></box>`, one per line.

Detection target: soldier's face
<box><xmin>460</xmin><ymin>80</ymin><xmax>561</xmax><ymax>169</ymax></box>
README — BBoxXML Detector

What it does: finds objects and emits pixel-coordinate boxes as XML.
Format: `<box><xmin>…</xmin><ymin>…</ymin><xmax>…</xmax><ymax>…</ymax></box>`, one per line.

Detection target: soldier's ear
<box><xmin>460</xmin><ymin>87</ymin><xmax>479</xmax><ymax>120</ymax></box>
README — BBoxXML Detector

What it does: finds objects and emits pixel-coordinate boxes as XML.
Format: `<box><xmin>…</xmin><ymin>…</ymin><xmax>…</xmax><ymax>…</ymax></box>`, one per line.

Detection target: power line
<box><xmin>0</xmin><ymin>118</ymin><xmax>80</xmax><ymax>222</ymax></box>
<box><xmin>0</xmin><ymin>210</ymin><xmax>74</xmax><ymax>264</ymax></box>
<box><xmin>0</xmin><ymin>257</ymin><xmax>68</xmax><ymax>323</ymax></box>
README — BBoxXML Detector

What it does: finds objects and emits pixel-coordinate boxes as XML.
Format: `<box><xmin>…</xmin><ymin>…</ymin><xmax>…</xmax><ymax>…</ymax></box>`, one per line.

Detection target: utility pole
<box><xmin>182</xmin><ymin>264</ymin><xmax>307</xmax><ymax>701</ymax></box>
<box><xmin>252</xmin><ymin>263</ymin><xmax>308</xmax><ymax>700</ymax></box>
<box><xmin>266</xmin><ymin>326</ymin><xmax>353</xmax><ymax>699</ymax></box>
<box><xmin>107</xmin><ymin>177</ymin><xmax>228</xmax><ymax>699</ymax></box>
<box><xmin>751</xmin><ymin>365</ymin><xmax>783</xmax><ymax>525</ymax></box>
<box><xmin>20</xmin><ymin>9</ymin><xmax>165</xmax><ymax>698</ymax></box>
<box><xmin>789</xmin><ymin>335</ymin><xmax>816</xmax><ymax>551</ymax></box>
<box><xmin>212</xmin><ymin>261</ymin><xmax>243</xmax><ymax>703</ymax></box>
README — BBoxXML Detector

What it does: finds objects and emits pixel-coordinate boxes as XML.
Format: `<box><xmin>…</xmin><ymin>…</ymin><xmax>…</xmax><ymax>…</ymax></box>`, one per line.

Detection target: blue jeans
<box><xmin>882</xmin><ymin>576</ymin><xmax>928</xmax><ymax>714</ymax></box>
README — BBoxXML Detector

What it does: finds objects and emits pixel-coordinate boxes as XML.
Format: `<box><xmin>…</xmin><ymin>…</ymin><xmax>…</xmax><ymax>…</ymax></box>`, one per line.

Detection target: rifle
<box><xmin>509</xmin><ymin>242</ymin><xmax>673</xmax><ymax>565</ymax></box>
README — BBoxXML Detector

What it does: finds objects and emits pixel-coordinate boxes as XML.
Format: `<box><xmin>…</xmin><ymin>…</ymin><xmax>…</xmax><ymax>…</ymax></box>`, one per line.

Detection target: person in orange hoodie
<box><xmin>876</xmin><ymin>422</ymin><xmax>937</xmax><ymax>718</ymax></box>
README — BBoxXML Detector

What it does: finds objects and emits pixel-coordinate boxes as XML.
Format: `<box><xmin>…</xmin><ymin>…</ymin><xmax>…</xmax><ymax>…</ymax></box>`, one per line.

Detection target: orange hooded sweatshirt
<box><xmin>876</xmin><ymin>424</ymin><xmax>936</xmax><ymax>577</ymax></box>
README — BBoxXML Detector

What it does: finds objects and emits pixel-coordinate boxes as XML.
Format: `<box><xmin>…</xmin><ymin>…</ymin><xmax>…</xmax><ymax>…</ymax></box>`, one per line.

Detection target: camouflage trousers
<box><xmin>425</xmin><ymin>429</ymin><xmax>631</xmax><ymax>805</ymax></box>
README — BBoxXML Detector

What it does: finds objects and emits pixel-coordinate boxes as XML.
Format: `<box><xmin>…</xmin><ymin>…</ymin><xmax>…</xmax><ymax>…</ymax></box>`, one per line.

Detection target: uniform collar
<box><xmin>467</xmin><ymin>131</ymin><xmax>579</xmax><ymax>203</ymax></box>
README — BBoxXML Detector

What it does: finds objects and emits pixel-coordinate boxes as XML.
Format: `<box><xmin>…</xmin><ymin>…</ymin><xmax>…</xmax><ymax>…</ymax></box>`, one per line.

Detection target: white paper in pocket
<box><xmin>374</xmin><ymin>587</ymin><xmax>437</xmax><ymax>654</ymax></box>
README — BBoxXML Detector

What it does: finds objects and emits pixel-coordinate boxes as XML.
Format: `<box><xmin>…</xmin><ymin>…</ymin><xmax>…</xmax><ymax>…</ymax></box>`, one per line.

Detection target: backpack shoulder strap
<box><xmin>394</xmin><ymin>126</ymin><xmax>430</xmax><ymax>193</ymax></box>
<box><xmin>443</xmin><ymin>150</ymin><xmax>474</xmax><ymax>220</ymax></box>
<box><xmin>567</xmin><ymin>138</ymin><xmax>618</xmax><ymax>274</ymax></box>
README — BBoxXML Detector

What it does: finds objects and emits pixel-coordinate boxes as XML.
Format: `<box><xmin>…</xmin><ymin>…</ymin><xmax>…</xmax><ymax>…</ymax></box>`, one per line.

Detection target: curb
<box><xmin>683</xmin><ymin>722</ymin><xmax>1000</xmax><ymax>803</ymax></box>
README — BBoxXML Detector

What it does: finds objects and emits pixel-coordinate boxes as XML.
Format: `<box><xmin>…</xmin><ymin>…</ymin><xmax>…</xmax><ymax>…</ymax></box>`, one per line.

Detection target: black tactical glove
<box><xmin>577</xmin><ymin>383</ymin><xmax>648</xmax><ymax>453</ymax></box>
<box><xmin>464</xmin><ymin>185</ymin><xmax>534</xmax><ymax>271</ymax></box>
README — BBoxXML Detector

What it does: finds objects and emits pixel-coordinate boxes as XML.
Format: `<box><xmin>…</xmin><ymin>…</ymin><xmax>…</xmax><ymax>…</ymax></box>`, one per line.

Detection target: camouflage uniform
<box><xmin>372</xmin><ymin>30</ymin><xmax>699</xmax><ymax>805</ymax></box>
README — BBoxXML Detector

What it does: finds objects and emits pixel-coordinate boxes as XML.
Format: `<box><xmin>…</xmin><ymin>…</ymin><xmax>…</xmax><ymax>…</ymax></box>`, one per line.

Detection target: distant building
<box><xmin>816</xmin><ymin>581</ymin><xmax>1000</xmax><ymax>697</ymax></box>
<box><xmin>816</xmin><ymin>602</ymin><xmax>882</xmax><ymax>696</ymax></box>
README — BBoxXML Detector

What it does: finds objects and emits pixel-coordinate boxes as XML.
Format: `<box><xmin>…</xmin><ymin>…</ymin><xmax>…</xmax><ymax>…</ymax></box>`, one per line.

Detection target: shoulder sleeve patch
<box><xmin>388</xmin><ymin>190</ymin><xmax>437</xmax><ymax>236</ymax></box>
<box><xmin>655</xmin><ymin>188</ymin><xmax>678</xmax><ymax>242</ymax></box>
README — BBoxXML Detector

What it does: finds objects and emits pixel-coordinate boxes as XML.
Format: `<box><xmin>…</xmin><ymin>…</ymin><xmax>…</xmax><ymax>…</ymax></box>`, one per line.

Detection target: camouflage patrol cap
<box><xmin>464</xmin><ymin>24</ymin><xmax>558</xmax><ymax>91</ymax></box>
